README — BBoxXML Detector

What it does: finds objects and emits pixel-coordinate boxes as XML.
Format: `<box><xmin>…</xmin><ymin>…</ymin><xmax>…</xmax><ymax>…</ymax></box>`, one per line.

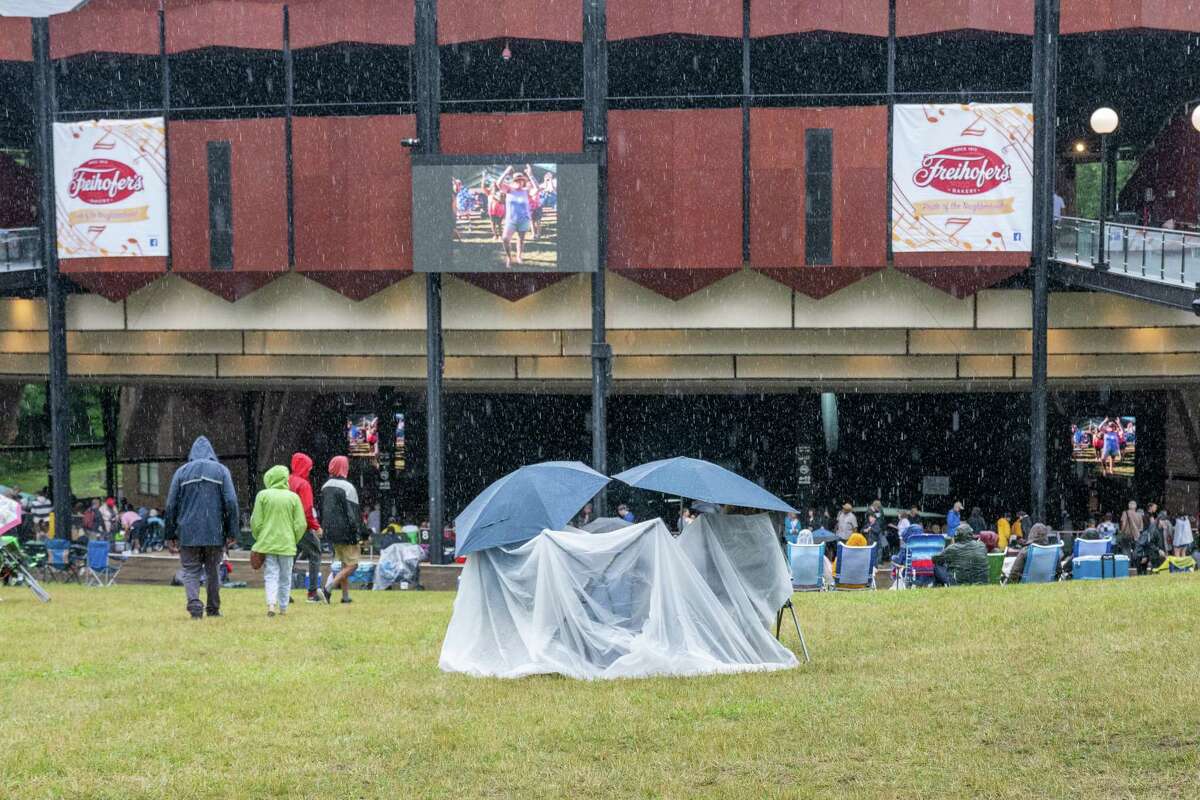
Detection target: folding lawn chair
<box><xmin>833</xmin><ymin>542</ymin><xmax>877</xmax><ymax>590</ymax></box>
<box><xmin>84</xmin><ymin>540</ymin><xmax>124</xmax><ymax>587</ymax></box>
<box><xmin>1017</xmin><ymin>542</ymin><xmax>1063</xmax><ymax>584</ymax></box>
<box><xmin>787</xmin><ymin>542</ymin><xmax>826</xmax><ymax>592</ymax></box>
<box><xmin>1072</xmin><ymin>537</ymin><xmax>1113</xmax><ymax>558</ymax></box>
<box><xmin>0</xmin><ymin>536</ymin><xmax>50</xmax><ymax>602</ymax></box>
<box><xmin>893</xmin><ymin>533</ymin><xmax>945</xmax><ymax>589</ymax></box>
<box><xmin>20</xmin><ymin>540</ymin><xmax>47</xmax><ymax>580</ymax></box>
<box><xmin>771</xmin><ymin>543</ymin><xmax>816</xmax><ymax>663</ymax></box>
<box><xmin>44</xmin><ymin>539</ymin><xmax>80</xmax><ymax>583</ymax></box>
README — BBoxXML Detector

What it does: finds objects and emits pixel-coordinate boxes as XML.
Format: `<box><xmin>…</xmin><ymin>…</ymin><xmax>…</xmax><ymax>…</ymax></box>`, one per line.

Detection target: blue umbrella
<box><xmin>455</xmin><ymin>461</ymin><xmax>610</xmax><ymax>556</ymax></box>
<box><xmin>613</xmin><ymin>457</ymin><xmax>797</xmax><ymax>514</ymax></box>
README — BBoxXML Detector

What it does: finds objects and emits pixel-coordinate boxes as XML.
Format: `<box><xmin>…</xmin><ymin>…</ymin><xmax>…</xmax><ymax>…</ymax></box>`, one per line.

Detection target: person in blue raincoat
<box><xmin>164</xmin><ymin>436</ymin><xmax>239</xmax><ymax>619</ymax></box>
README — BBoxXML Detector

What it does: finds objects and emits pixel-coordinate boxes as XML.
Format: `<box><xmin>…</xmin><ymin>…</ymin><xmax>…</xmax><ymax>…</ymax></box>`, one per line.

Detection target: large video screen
<box><xmin>346</xmin><ymin>412</ymin><xmax>406</xmax><ymax>471</ymax></box>
<box><xmin>412</xmin><ymin>153</ymin><xmax>599</xmax><ymax>273</ymax></box>
<box><xmin>1071</xmin><ymin>416</ymin><xmax>1135</xmax><ymax>480</ymax></box>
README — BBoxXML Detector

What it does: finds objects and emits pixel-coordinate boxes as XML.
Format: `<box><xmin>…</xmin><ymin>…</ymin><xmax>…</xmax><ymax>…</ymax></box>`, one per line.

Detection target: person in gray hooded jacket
<box><xmin>164</xmin><ymin>436</ymin><xmax>240</xmax><ymax>619</ymax></box>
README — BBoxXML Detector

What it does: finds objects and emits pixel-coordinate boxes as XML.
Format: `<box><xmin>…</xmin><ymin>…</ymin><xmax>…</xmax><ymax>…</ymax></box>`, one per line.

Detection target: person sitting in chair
<box><xmin>931</xmin><ymin>523</ymin><xmax>988</xmax><ymax>586</ymax></box>
<box><xmin>1062</xmin><ymin>527</ymin><xmax>1102</xmax><ymax>578</ymax></box>
<box><xmin>832</xmin><ymin>532</ymin><xmax>870</xmax><ymax>588</ymax></box>
<box><xmin>1007</xmin><ymin>523</ymin><xmax>1060</xmax><ymax>584</ymax></box>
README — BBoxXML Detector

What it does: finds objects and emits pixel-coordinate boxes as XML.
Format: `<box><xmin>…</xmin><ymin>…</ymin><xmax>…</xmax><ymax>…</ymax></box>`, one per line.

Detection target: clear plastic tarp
<box><xmin>372</xmin><ymin>543</ymin><xmax>423</xmax><ymax>591</ymax></box>
<box><xmin>678</xmin><ymin>512</ymin><xmax>793</xmax><ymax>633</ymax></box>
<box><xmin>440</xmin><ymin>519</ymin><xmax>798</xmax><ymax>680</ymax></box>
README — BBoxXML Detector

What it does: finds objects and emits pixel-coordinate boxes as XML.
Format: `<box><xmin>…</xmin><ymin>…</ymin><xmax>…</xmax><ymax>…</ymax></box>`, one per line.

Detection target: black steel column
<box><xmin>740</xmin><ymin>0</ymin><xmax>750</xmax><ymax>263</ymax></box>
<box><xmin>415</xmin><ymin>0</ymin><xmax>445</xmax><ymax>563</ymax></box>
<box><xmin>33</xmin><ymin>19</ymin><xmax>72</xmax><ymax>538</ymax></box>
<box><xmin>241</xmin><ymin>392</ymin><xmax>260</xmax><ymax>505</ymax></box>
<box><xmin>377</xmin><ymin>385</ymin><xmax>396</xmax><ymax>522</ymax></box>
<box><xmin>159</xmin><ymin>2</ymin><xmax>172</xmax><ymax>271</ymax></box>
<box><xmin>101</xmin><ymin>388</ymin><xmax>118</xmax><ymax>499</ymax></box>
<box><xmin>584</xmin><ymin>0</ymin><xmax>609</xmax><ymax>512</ymax></box>
<box><xmin>1030</xmin><ymin>0</ymin><xmax>1059</xmax><ymax>524</ymax></box>
<box><xmin>283</xmin><ymin>5</ymin><xmax>295</xmax><ymax>267</ymax></box>
<box><xmin>886</xmin><ymin>0</ymin><xmax>896</xmax><ymax>265</ymax></box>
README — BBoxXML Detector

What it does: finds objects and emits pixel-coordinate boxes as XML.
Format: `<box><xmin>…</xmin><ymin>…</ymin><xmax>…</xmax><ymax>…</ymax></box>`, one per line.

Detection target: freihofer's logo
<box><xmin>912</xmin><ymin>145</ymin><xmax>1011</xmax><ymax>195</ymax></box>
<box><xmin>68</xmin><ymin>158</ymin><xmax>145</xmax><ymax>205</ymax></box>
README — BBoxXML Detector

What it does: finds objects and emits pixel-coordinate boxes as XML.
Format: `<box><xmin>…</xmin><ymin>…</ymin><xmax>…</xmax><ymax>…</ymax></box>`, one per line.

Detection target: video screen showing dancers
<box><xmin>1071</xmin><ymin>416</ymin><xmax>1136</xmax><ymax>479</ymax></box>
<box><xmin>346</xmin><ymin>413</ymin><xmax>381</xmax><ymax>458</ymax></box>
<box><xmin>451</xmin><ymin>163</ymin><xmax>558</xmax><ymax>270</ymax></box>
<box><xmin>412</xmin><ymin>154</ymin><xmax>599</xmax><ymax>273</ymax></box>
<box><xmin>346</xmin><ymin>412</ymin><xmax>406</xmax><ymax>471</ymax></box>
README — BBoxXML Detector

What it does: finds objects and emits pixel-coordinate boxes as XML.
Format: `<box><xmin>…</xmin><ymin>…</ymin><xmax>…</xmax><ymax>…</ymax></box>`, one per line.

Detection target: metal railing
<box><xmin>1054</xmin><ymin>216</ymin><xmax>1200</xmax><ymax>289</ymax></box>
<box><xmin>1</xmin><ymin>228</ymin><xmax>40</xmax><ymax>273</ymax></box>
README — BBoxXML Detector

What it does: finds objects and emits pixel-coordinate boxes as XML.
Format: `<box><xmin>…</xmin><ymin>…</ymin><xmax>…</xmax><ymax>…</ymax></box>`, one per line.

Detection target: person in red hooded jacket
<box><xmin>289</xmin><ymin>452</ymin><xmax>325</xmax><ymax>603</ymax></box>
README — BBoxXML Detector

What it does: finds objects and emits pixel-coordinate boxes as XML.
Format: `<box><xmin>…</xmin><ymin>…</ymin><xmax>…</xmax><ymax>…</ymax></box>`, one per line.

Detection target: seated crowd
<box><xmin>783</xmin><ymin>498</ymin><xmax>1197</xmax><ymax>586</ymax></box>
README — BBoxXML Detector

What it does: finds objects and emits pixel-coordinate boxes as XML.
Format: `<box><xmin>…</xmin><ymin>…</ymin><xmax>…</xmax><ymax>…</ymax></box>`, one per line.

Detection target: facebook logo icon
<box><xmin>150</xmin><ymin>238</ymin><xmax>159</xmax><ymax>247</ymax></box>
<box><xmin>1013</xmin><ymin>232</ymin><xmax>1022</xmax><ymax>242</ymax></box>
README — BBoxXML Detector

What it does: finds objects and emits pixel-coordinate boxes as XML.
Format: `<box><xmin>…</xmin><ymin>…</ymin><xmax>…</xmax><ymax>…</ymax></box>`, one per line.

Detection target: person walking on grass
<box><xmin>250</xmin><ymin>465</ymin><xmax>307</xmax><ymax>618</ymax></box>
<box><xmin>288</xmin><ymin>452</ymin><xmax>324</xmax><ymax>604</ymax></box>
<box><xmin>163</xmin><ymin>436</ymin><xmax>240</xmax><ymax>620</ymax></box>
<box><xmin>320</xmin><ymin>456</ymin><xmax>364</xmax><ymax>604</ymax></box>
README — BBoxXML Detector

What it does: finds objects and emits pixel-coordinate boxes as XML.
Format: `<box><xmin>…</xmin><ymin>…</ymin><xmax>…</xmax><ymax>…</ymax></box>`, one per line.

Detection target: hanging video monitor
<box><xmin>1070</xmin><ymin>415</ymin><xmax>1136</xmax><ymax>480</ymax></box>
<box><xmin>346</xmin><ymin>412</ymin><xmax>405</xmax><ymax>472</ymax></box>
<box><xmin>412</xmin><ymin>152</ymin><xmax>600</xmax><ymax>273</ymax></box>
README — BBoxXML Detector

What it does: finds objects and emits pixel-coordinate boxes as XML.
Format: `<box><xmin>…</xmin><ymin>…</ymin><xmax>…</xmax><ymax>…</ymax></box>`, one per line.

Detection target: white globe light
<box><xmin>1090</xmin><ymin>107</ymin><xmax>1119</xmax><ymax>135</ymax></box>
<box><xmin>1192</xmin><ymin>105</ymin><xmax>1200</xmax><ymax>133</ymax></box>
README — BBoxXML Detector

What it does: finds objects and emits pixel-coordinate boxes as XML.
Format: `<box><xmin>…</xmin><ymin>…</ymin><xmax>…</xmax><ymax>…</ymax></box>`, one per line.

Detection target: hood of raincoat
<box><xmin>290</xmin><ymin>452</ymin><xmax>312</xmax><ymax>480</ymax></box>
<box><xmin>954</xmin><ymin>523</ymin><xmax>975</xmax><ymax>543</ymax></box>
<box><xmin>164</xmin><ymin>436</ymin><xmax>238</xmax><ymax>547</ymax></box>
<box><xmin>1027</xmin><ymin>522</ymin><xmax>1050</xmax><ymax>545</ymax></box>
<box><xmin>846</xmin><ymin>532</ymin><xmax>868</xmax><ymax>547</ymax></box>
<box><xmin>264</xmin><ymin>464</ymin><xmax>290</xmax><ymax>490</ymax></box>
<box><xmin>188</xmin><ymin>436</ymin><xmax>219</xmax><ymax>463</ymax></box>
<box><xmin>328</xmin><ymin>455</ymin><xmax>349</xmax><ymax>479</ymax></box>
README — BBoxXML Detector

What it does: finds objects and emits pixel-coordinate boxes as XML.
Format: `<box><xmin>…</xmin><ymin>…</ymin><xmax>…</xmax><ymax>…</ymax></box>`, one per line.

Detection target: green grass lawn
<box><xmin>0</xmin><ymin>449</ymin><xmax>112</xmax><ymax>498</ymax></box>
<box><xmin>1</xmin><ymin>578</ymin><xmax>1198</xmax><ymax>799</ymax></box>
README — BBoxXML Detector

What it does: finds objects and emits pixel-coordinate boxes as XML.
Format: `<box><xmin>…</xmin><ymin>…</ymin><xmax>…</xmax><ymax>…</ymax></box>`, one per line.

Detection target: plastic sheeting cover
<box><xmin>372</xmin><ymin>543</ymin><xmax>422</xmax><ymax>591</ymax></box>
<box><xmin>678</xmin><ymin>512</ymin><xmax>793</xmax><ymax>633</ymax></box>
<box><xmin>440</xmin><ymin>519</ymin><xmax>799</xmax><ymax>680</ymax></box>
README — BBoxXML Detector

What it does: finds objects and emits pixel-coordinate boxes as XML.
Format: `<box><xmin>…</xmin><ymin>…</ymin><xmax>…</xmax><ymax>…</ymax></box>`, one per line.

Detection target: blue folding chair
<box><xmin>1072</xmin><ymin>537</ymin><xmax>1112</xmax><ymax>558</ymax></box>
<box><xmin>833</xmin><ymin>542</ymin><xmax>877</xmax><ymax>590</ymax></box>
<box><xmin>45</xmin><ymin>539</ymin><xmax>80</xmax><ymax>583</ymax></box>
<box><xmin>84</xmin><ymin>540</ymin><xmax>123</xmax><ymax>587</ymax></box>
<box><xmin>893</xmin><ymin>533</ymin><xmax>946</xmax><ymax>589</ymax></box>
<box><xmin>1019</xmin><ymin>542</ymin><xmax>1063</xmax><ymax>584</ymax></box>
<box><xmin>787</xmin><ymin>543</ymin><xmax>826</xmax><ymax>592</ymax></box>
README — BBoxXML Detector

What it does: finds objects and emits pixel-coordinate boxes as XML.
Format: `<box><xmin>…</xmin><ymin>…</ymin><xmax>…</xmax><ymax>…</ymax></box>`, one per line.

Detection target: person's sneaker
<box><xmin>306</xmin><ymin>593</ymin><xmax>321</xmax><ymax>604</ymax></box>
<box><xmin>279</xmin><ymin>607</ymin><xmax>286</xmax><ymax>616</ymax></box>
<box><xmin>189</xmin><ymin>613</ymin><xmax>203</xmax><ymax>620</ymax></box>
<box><xmin>340</xmin><ymin>597</ymin><xmax>353</xmax><ymax>604</ymax></box>
<box><xmin>320</xmin><ymin>587</ymin><xmax>332</xmax><ymax>604</ymax></box>
<box><xmin>207</xmin><ymin>611</ymin><xmax>221</xmax><ymax>618</ymax></box>
<box><xmin>267</xmin><ymin>606</ymin><xmax>277</xmax><ymax>618</ymax></box>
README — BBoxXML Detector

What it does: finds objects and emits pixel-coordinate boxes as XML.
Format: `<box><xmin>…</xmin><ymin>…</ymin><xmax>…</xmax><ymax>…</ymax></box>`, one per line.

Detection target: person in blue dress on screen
<box><xmin>497</xmin><ymin>165</ymin><xmax>538</xmax><ymax>269</ymax></box>
<box><xmin>1099</xmin><ymin>418</ymin><xmax>1123</xmax><ymax>477</ymax></box>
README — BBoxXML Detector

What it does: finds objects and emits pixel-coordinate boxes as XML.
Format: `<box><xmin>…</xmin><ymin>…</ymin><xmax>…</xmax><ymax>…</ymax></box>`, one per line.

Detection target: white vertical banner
<box><xmin>892</xmin><ymin>103</ymin><xmax>1033</xmax><ymax>253</ymax></box>
<box><xmin>53</xmin><ymin>117</ymin><xmax>168</xmax><ymax>259</ymax></box>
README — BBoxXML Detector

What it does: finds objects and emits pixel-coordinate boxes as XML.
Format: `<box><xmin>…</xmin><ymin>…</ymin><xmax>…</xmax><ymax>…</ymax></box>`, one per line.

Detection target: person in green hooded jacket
<box><xmin>250</xmin><ymin>465</ymin><xmax>307</xmax><ymax>617</ymax></box>
<box><xmin>932</xmin><ymin>522</ymin><xmax>989</xmax><ymax>586</ymax></box>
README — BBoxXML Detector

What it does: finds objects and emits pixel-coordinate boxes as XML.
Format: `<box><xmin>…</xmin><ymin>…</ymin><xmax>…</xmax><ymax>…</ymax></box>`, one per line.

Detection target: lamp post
<box><xmin>1089</xmin><ymin>107</ymin><xmax>1119</xmax><ymax>270</ymax></box>
<box><xmin>1193</xmin><ymin>106</ymin><xmax>1200</xmax><ymax>229</ymax></box>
